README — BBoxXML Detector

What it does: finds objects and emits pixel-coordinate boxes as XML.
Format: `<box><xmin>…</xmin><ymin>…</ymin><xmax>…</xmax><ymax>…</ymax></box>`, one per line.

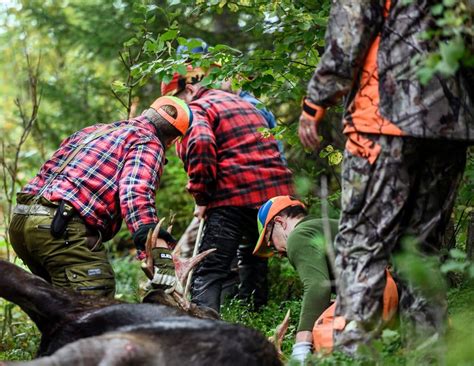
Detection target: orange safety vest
<box><xmin>312</xmin><ymin>270</ymin><xmax>398</xmax><ymax>353</ymax></box>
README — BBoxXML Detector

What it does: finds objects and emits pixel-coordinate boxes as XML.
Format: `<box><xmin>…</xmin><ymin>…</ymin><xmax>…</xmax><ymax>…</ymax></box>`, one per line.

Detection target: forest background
<box><xmin>0</xmin><ymin>0</ymin><xmax>473</xmax><ymax>364</ymax></box>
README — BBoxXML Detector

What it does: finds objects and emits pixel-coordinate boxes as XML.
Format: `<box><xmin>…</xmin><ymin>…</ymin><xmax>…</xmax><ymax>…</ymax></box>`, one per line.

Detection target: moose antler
<box><xmin>141</xmin><ymin>218</ymin><xmax>167</xmax><ymax>280</ymax></box>
<box><xmin>269</xmin><ymin>309</ymin><xmax>291</xmax><ymax>359</ymax></box>
<box><xmin>142</xmin><ymin>217</ymin><xmax>215</xmax><ymax>315</ymax></box>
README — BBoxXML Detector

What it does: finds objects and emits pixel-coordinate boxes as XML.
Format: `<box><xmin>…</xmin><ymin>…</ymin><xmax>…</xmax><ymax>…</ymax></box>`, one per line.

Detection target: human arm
<box><xmin>118</xmin><ymin>139</ymin><xmax>164</xmax><ymax>250</ymax></box>
<box><xmin>299</xmin><ymin>0</ymin><xmax>385</xmax><ymax>148</ymax></box>
<box><xmin>287</xmin><ymin>227</ymin><xmax>332</xmax><ymax>339</ymax></box>
<box><xmin>179</xmin><ymin>106</ymin><xmax>218</xmax><ymax>207</ymax></box>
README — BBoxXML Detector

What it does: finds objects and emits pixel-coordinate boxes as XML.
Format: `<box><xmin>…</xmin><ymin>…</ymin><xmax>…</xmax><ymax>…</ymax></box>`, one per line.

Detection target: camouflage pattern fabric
<box><xmin>306</xmin><ymin>0</ymin><xmax>474</xmax><ymax>141</ymax></box>
<box><xmin>333</xmin><ymin>133</ymin><xmax>468</xmax><ymax>354</ymax></box>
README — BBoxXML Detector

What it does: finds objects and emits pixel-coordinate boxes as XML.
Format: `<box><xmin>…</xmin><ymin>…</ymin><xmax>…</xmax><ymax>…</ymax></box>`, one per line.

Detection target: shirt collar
<box><xmin>140</xmin><ymin>109</ymin><xmax>161</xmax><ymax>135</ymax></box>
<box><xmin>136</xmin><ymin>110</ymin><xmax>168</xmax><ymax>157</ymax></box>
<box><xmin>192</xmin><ymin>87</ymin><xmax>210</xmax><ymax>101</ymax></box>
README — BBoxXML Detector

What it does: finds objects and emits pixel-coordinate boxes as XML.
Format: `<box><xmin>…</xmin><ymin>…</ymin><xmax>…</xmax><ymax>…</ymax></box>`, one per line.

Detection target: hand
<box><xmin>148</xmin><ymin>247</ymin><xmax>177</xmax><ymax>293</ymax></box>
<box><xmin>298</xmin><ymin>113</ymin><xmax>320</xmax><ymax>150</ymax></box>
<box><xmin>158</xmin><ymin>227</ymin><xmax>176</xmax><ymax>246</ymax></box>
<box><xmin>133</xmin><ymin>223</ymin><xmax>176</xmax><ymax>251</ymax></box>
<box><xmin>194</xmin><ymin>205</ymin><xmax>207</xmax><ymax>220</ymax></box>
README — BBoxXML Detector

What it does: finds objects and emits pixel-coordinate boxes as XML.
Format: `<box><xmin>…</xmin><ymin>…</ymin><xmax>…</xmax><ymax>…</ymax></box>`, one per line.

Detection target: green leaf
<box><xmin>441</xmin><ymin>260</ymin><xmax>468</xmax><ymax>273</ymax></box>
<box><xmin>160</xmin><ymin>29</ymin><xmax>178</xmax><ymax>42</ymax></box>
<box><xmin>417</xmin><ymin>66</ymin><xmax>436</xmax><ymax>85</ymax></box>
<box><xmin>440</xmin><ymin>38</ymin><xmax>465</xmax><ymax>72</ymax></box>
<box><xmin>228</xmin><ymin>3</ymin><xmax>239</xmax><ymax>12</ymax></box>
<box><xmin>146</xmin><ymin>4</ymin><xmax>158</xmax><ymax>12</ymax></box>
<box><xmin>161</xmin><ymin>73</ymin><xmax>173</xmax><ymax>85</ymax></box>
<box><xmin>431</xmin><ymin>4</ymin><xmax>444</xmax><ymax>15</ymax></box>
<box><xmin>382</xmin><ymin>329</ymin><xmax>400</xmax><ymax>345</ymax></box>
<box><xmin>123</xmin><ymin>37</ymin><xmax>138</xmax><ymax>48</ymax></box>
<box><xmin>200</xmin><ymin>75</ymin><xmax>214</xmax><ymax>86</ymax></box>
<box><xmin>450</xmin><ymin>248</ymin><xmax>467</xmax><ymax>260</ymax></box>
<box><xmin>111</xmin><ymin>80</ymin><xmax>128</xmax><ymax>94</ymax></box>
<box><xmin>328</xmin><ymin>151</ymin><xmax>343</xmax><ymax>166</ymax></box>
<box><xmin>176</xmin><ymin>64</ymin><xmax>187</xmax><ymax>75</ymax></box>
<box><xmin>443</xmin><ymin>0</ymin><xmax>456</xmax><ymax>7</ymax></box>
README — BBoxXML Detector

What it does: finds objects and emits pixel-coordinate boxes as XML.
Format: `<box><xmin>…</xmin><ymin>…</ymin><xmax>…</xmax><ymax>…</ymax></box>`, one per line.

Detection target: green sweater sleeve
<box><xmin>287</xmin><ymin>218</ymin><xmax>338</xmax><ymax>332</ymax></box>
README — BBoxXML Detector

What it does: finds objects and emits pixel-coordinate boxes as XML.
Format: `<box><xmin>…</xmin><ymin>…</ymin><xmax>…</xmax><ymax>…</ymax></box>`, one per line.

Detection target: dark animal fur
<box><xmin>0</xmin><ymin>260</ymin><xmax>280</xmax><ymax>365</ymax></box>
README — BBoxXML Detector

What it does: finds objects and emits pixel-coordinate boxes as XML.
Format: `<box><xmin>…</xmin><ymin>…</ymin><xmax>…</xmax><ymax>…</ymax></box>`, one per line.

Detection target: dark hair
<box><xmin>277</xmin><ymin>205</ymin><xmax>308</xmax><ymax>219</ymax></box>
<box><xmin>148</xmin><ymin>105</ymin><xmax>181</xmax><ymax>144</ymax></box>
<box><xmin>161</xmin><ymin>104</ymin><xmax>178</xmax><ymax>118</ymax></box>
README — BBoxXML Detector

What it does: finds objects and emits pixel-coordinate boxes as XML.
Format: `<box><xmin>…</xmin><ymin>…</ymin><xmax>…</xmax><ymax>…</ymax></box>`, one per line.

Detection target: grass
<box><xmin>1</xmin><ymin>255</ymin><xmax>474</xmax><ymax>365</ymax></box>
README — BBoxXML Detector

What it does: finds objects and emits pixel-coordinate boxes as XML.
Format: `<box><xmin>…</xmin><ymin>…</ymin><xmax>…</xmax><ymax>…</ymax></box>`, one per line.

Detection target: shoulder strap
<box><xmin>34</xmin><ymin>125</ymin><xmax>124</xmax><ymax>200</ymax></box>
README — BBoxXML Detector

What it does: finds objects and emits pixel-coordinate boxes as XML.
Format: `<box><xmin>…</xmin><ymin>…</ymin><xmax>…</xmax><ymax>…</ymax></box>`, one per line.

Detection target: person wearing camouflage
<box><xmin>298</xmin><ymin>0</ymin><xmax>473</xmax><ymax>355</ymax></box>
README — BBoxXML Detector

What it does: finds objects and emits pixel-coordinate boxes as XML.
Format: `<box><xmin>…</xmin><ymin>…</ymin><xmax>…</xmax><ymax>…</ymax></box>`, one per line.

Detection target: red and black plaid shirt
<box><xmin>22</xmin><ymin>116</ymin><xmax>164</xmax><ymax>241</ymax></box>
<box><xmin>176</xmin><ymin>88</ymin><xmax>294</xmax><ymax>209</ymax></box>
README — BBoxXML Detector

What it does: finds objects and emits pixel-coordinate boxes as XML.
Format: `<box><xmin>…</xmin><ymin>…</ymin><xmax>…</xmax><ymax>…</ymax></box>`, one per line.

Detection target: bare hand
<box><xmin>194</xmin><ymin>205</ymin><xmax>207</xmax><ymax>220</ymax></box>
<box><xmin>298</xmin><ymin>113</ymin><xmax>320</xmax><ymax>150</ymax></box>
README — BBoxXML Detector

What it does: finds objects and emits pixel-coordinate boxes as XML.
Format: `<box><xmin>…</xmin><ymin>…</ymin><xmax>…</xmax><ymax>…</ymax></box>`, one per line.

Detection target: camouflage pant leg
<box><xmin>333</xmin><ymin>134</ymin><xmax>467</xmax><ymax>354</ymax></box>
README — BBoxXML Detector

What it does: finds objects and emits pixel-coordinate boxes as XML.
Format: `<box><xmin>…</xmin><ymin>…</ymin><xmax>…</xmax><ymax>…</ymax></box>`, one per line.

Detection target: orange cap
<box><xmin>161</xmin><ymin>65</ymin><xmax>207</xmax><ymax>96</ymax></box>
<box><xmin>150</xmin><ymin>96</ymin><xmax>192</xmax><ymax>135</ymax></box>
<box><xmin>253</xmin><ymin>196</ymin><xmax>305</xmax><ymax>258</ymax></box>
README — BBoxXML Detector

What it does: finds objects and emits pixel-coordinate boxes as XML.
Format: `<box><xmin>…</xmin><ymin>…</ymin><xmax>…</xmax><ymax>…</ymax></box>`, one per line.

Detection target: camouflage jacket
<box><xmin>306</xmin><ymin>0</ymin><xmax>474</xmax><ymax>141</ymax></box>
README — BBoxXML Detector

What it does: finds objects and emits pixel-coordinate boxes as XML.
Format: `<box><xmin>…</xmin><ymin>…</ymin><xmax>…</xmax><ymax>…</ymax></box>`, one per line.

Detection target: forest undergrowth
<box><xmin>1</xmin><ymin>252</ymin><xmax>473</xmax><ymax>365</ymax></box>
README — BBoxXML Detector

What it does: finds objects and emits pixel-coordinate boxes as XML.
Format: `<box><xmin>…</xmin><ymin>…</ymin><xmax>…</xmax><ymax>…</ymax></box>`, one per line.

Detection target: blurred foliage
<box><xmin>416</xmin><ymin>0</ymin><xmax>474</xmax><ymax>84</ymax></box>
<box><xmin>0</xmin><ymin>0</ymin><xmax>473</xmax><ymax>364</ymax></box>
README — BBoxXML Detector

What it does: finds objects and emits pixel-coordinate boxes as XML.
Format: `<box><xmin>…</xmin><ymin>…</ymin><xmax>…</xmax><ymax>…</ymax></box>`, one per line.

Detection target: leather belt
<box><xmin>14</xmin><ymin>204</ymin><xmax>56</xmax><ymax>216</ymax></box>
<box><xmin>13</xmin><ymin>204</ymin><xmax>83</xmax><ymax>222</ymax></box>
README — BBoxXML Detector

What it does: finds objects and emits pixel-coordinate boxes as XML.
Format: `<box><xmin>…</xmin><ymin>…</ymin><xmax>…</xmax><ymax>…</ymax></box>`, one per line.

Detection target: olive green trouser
<box><xmin>8</xmin><ymin>195</ymin><xmax>116</xmax><ymax>298</ymax></box>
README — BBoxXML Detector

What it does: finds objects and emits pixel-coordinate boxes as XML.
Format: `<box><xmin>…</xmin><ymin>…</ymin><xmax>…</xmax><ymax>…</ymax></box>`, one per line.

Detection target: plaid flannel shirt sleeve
<box><xmin>183</xmin><ymin>110</ymin><xmax>217</xmax><ymax>206</ymax></box>
<box><xmin>118</xmin><ymin>139</ymin><xmax>164</xmax><ymax>234</ymax></box>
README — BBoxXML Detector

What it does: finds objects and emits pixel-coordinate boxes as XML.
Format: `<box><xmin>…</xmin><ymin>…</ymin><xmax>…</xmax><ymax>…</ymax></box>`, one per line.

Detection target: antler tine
<box><xmin>269</xmin><ymin>309</ymin><xmax>291</xmax><ymax>359</ymax></box>
<box><xmin>141</xmin><ymin>229</ymin><xmax>155</xmax><ymax>280</ymax></box>
<box><xmin>181</xmin><ymin>248</ymin><xmax>216</xmax><ymax>284</ymax></box>
<box><xmin>151</xmin><ymin>217</ymin><xmax>166</xmax><ymax>249</ymax></box>
<box><xmin>171</xmin><ymin>291</ymin><xmax>191</xmax><ymax>312</ymax></box>
<box><xmin>172</xmin><ymin>240</ymin><xmax>182</xmax><ymax>257</ymax></box>
<box><xmin>141</xmin><ymin>218</ymin><xmax>167</xmax><ymax>280</ymax></box>
<box><xmin>167</xmin><ymin>212</ymin><xmax>176</xmax><ymax>234</ymax></box>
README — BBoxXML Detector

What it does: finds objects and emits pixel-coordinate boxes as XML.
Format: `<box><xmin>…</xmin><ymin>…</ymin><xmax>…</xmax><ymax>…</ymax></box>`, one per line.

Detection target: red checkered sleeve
<box><xmin>118</xmin><ymin>139</ymin><xmax>164</xmax><ymax>234</ymax></box>
<box><xmin>180</xmin><ymin>108</ymin><xmax>218</xmax><ymax>206</ymax></box>
<box><xmin>22</xmin><ymin>118</ymin><xmax>166</xmax><ymax>241</ymax></box>
<box><xmin>177</xmin><ymin>88</ymin><xmax>294</xmax><ymax>209</ymax></box>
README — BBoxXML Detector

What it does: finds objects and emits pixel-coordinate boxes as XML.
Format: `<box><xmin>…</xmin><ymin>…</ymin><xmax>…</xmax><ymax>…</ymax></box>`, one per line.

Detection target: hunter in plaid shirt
<box><xmin>176</xmin><ymin>87</ymin><xmax>294</xmax><ymax>208</ymax></box>
<box><xmin>164</xmin><ymin>71</ymin><xmax>293</xmax><ymax>312</ymax></box>
<box><xmin>22</xmin><ymin>117</ymin><xmax>164</xmax><ymax>242</ymax></box>
<box><xmin>10</xmin><ymin>96</ymin><xmax>192</xmax><ymax>298</ymax></box>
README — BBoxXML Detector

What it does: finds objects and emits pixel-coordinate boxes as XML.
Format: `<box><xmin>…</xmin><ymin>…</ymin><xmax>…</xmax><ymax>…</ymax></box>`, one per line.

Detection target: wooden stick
<box><xmin>183</xmin><ymin>218</ymin><xmax>205</xmax><ymax>300</ymax></box>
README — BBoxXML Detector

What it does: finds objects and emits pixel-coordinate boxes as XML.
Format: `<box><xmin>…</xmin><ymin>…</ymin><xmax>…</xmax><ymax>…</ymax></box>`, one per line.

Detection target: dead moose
<box><xmin>0</xmin><ymin>222</ymin><xmax>281</xmax><ymax>366</ymax></box>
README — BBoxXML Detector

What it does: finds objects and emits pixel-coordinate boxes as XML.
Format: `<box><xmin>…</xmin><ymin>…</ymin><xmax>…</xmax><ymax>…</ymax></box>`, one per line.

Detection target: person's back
<box><xmin>178</xmin><ymin>87</ymin><xmax>293</xmax><ymax>209</ymax></box>
<box><xmin>166</xmin><ymin>74</ymin><xmax>294</xmax><ymax>312</ymax></box>
<box><xmin>10</xmin><ymin>96</ymin><xmax>192</xmax><ymax>298</ymax></box>
<box><xmin>307</xmin><ymin>0</ymin><xmax>473</xmax><ymax>142</ymax></box>
<box><xmin>22</xmin><ymin>118</ymin><xmax>164</xmax><ymax>241</ymax></box>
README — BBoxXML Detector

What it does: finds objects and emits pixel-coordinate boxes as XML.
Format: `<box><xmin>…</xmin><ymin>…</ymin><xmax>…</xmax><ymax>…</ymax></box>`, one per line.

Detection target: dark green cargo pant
<box><xmin>9</xmin><ymin>194</ymin><xmax>116</xmax><ymax>298</ymax></box>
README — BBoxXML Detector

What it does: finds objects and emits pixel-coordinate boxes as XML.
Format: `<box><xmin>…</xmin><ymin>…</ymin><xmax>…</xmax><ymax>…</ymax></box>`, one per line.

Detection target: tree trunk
<box><xmin>467</xmin><ymin>211</ymin><xmax>474</xmax><ymax>261</ymax></box>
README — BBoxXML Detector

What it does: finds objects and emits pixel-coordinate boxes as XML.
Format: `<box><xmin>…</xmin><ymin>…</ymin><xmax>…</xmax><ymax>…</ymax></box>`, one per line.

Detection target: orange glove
<box><xmin>298</xmin><ymin>97</ymin><xmax>326</xmax><ymax>150</ymax></box>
